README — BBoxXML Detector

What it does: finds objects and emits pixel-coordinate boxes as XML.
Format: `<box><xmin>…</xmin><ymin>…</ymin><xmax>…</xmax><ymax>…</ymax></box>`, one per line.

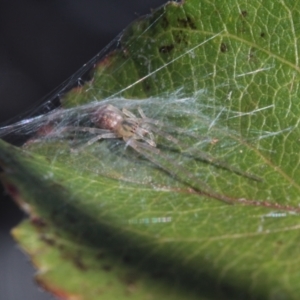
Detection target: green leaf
<box><xmin>1</xmin><ymin>0</ymin><xmax>300</xmax><ymax>299</ymax></box>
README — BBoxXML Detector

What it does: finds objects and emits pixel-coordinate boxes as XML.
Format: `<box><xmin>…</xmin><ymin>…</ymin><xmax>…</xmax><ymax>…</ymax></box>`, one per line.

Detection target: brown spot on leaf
<box><xmin>220</xmin><ymin>43</ymin><xmax>228</xmax><ymax>53</ymax></box>
<box><xmin>102</xmin><ymin>264</ymin><xmax>112</xmax><ymax>272</ymax></box>
<box><xmin>74</xmin><ymin>256</ymin><xmax>88</xmax><ymax>271</ymax></box>
<box><xmin>241</xmin><ymin>10</ymin><xmax>247</xmax><ymax>17</ymax></box>
<box><xmin>143</xmin><ymin>81</ymin><xmax>151</xmax><ymax>92</ymax></box>
<box><xmin>32</xmin><ymin>217</ymin><xmax>47</xmax><ymax>228</ymax></box>
<box><xmin>177</xmin><ymin>16</ymin><xmax>197</xmax><ymax>29</ymax></box>
<box><xmin>40</xmin><ymin>234</ymin><xmax>56</xmax><ymax>246</ymax></box>
<box><xmin>161</xmin><ymin>16</ymin><xmax>169</xmax><ymax>29</ymax></box>
<box><xmin>159</xmin><ymin>44</ymin><xmax>175</xmax><ymax>54</ymax></box>
<box><xmin>260</xmin><ymin>32</ymin><xmax>265</xmax><ymax>38</ymax></box>
<box><xmin>237</xmin><ymin>10</ymin><xmax>250</xmax><ymax>34</ymax></box>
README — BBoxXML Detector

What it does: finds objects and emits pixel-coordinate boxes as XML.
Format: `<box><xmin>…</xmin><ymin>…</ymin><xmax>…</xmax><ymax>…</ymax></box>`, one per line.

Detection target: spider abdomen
<box><xmin>92</xmin><ymin>105</ymin><xmax>123</xmax><ymax>131</ymax></box>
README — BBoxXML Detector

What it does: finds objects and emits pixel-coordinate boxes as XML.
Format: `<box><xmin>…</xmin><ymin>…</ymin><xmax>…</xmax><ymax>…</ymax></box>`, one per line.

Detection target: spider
<box><xmin>90</xmin><ymin>104</ymin><xmax>163</xmax><ymax>151</ymax></box>
<box><xmin>60</xmin><ymin>104</ymin><xmax>261</xmax><ymax>204</ymax></box>
<box><xmin>61</xmin><ymin>104</ymin><xmax>166</xmax><ymax>153</ymax></box>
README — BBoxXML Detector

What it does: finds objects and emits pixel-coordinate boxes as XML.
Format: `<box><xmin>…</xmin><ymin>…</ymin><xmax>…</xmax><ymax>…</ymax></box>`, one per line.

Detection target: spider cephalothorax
<box><xmin>91</xmin><ymin>104</ymin><xmax>157</xmax><ymax>147</ymax></box>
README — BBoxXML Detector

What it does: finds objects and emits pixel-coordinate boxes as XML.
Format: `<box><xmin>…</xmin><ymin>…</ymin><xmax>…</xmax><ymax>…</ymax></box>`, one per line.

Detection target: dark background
<box><xmin>0</xmin><ymin>1</ymin><xmax>166</xmax><ymax>299</ymax></box>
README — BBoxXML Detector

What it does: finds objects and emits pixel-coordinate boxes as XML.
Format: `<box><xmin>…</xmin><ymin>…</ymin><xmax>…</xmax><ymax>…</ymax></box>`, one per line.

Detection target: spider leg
<box><xmin>137</xmin><ymin>107</ymin><xmax>146</xmax><ymax>119</ymax></box>
<box><xmin>123</xmin><ymin>107</ymin><xmax>170</xmax><ymax>146</ymax></box>
<box><xmin>62</xmin><ymin>126</ymin><xmax>113</xmax><ymax>135</ymax></box>
<box><xmin>187</xmin><ymin>150</ymin><xmax>262</xmax><ymax>182</ymax></box>
<box><xmin>134</xmin><ymin>127</ymin><xmax>156</xmax><ymax>147</ymax></box>
<box><xmin>147</xmin><ymin>125</ymin><xmax>262</xmax><ymax>182</ymax></box>
<box><xmin>140</xmin><ymin>136</ymin><xmax>156</xmax><ymax>147</ymax></box>
<box><xmin>86</xmin><ymin>132</ymin><xmax>117</xmax><ymax>146</ymax></box>
<box><xmin>121</xmin><ymin>107</ymin><xmax>155</xmax><ymax>146</ymax></box>
<box><xmin>126</xmin><ymin>138</ymin><xmax>160</xmax><ymax>154</ymax></box>
<box><xmin>137</xmin><ymin>107</ymin><xmax>161</xmax><ymax>125</ymax></box>
<box><xmin>122</xmin><ymin>108</ymin><xmax>138</xmax><ymax>119</ymax></box>
<box><xmin>127</xmin><ymin>139</ymin><xmax>234</xmax><ymax>204</ymax></box>
<box><xmin>149</xmin><ymin>125</ymin><xmax>179</xmax><ymax>144</ymax></box>
<box><xmin>71</xmin><ymin>132</ymin><xmax>117</xmax><ymax>153</ymax></box>
<box><xmin>123</xmin><ymin>106</ymin><xmax>160</xmax><ymax>126</ymax></box>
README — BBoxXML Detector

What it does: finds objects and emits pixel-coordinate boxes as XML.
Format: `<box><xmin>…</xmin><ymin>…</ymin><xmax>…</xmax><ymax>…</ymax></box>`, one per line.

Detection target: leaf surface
<box><xmin>1</xmin><ymin>0</ymin><xmax>300</xmax><ymax>299</ymax></box>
